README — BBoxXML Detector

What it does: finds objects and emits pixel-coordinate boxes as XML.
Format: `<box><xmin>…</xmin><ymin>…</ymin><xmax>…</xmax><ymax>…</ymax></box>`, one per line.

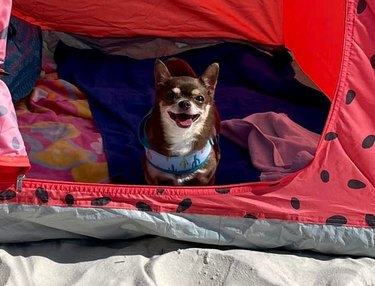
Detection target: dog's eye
<box><xmin>166</xmin><ymin>93</ymin><xmax>175</xmax><ymax>102</ymax></box>
<box><xmin>195</xmin><ymin>95</ymin><xmax>205</xmax><ymax>102</ymax></box>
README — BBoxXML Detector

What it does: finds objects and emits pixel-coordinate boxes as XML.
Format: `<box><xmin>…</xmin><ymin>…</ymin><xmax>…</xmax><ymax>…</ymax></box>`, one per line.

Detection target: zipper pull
<box><xmin>16</xmin><ymin>174</ymin><xmax>26</xmax><ymax>192</ymax></box>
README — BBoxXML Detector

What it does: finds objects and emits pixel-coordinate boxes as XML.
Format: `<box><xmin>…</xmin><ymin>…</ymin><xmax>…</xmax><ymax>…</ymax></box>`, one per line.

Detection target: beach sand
<box><xmin>0</xmin><ymin>236</ymin><xmax>374</xmax><ymax>285</ymax></box>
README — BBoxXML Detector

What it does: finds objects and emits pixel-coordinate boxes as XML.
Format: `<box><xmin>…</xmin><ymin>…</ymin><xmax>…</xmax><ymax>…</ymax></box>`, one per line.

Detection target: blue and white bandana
<box><xmin>139</xmin><ymin>114</ymin><xmax>214</xmax><ymax>175</ymax></box>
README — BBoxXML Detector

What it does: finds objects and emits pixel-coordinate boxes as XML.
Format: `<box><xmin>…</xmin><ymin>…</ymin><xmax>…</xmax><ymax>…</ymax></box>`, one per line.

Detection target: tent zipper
<box><xmin>16</xmin><ymin>174</ymin><xmax>26</xmax><ymax>192</ymax></box>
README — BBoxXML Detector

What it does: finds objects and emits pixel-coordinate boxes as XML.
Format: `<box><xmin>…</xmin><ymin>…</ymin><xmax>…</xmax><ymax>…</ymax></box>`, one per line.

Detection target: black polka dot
<box><xmin>365</xmin><ymin>214</ymin><xmax>375</xmax><ymax>227</ymax></box>
<box><xmin>65</xmin><ymin>194</ymin><xmax>74</xmax><ymax>206</ymax></box>
<box><xmin>244</xmin><ymin>214</ymin><xmax>257</xmax><ymax>219</ymax></box>
<box><xmin>291</xmin><ymin>197</ymin><xmax>300</xmax><ymax>210</ymax></box>
<box><xmin>215</xmin><ymin>188</ymin><xmax>230</xmax><ymax>194</ymax></box>
<box><xmin>326</xmin><ymin>215</ymin><xmax>347</xmax><ymax>225</ymax></box>
<box><xmin>324</xmin><ymin>132</ymin><xmax>338</xmax><ymax>141</ymax></box>
<box><xmin>320</xmin><ymin>170</ymin><xmax>330</xmax><ymax>183</ymax></box>
<box><xmin>348</xmin><ymin>179</ymin><xmax>366</xmax><ymax>189</ymax></box>
<box><xmin>345</xmin><ymin>90</ymin><xmax>356</xmax><ymax>104</ymax></box>
<box><xmin>91</xmin><ymin>197</ymin><xmax>111</xmax><ymax>206</ymax></box>
<box><xmin>371</xmin><ymin>55</ymin><xmax>375</xmax><ymax>69</ymax></box>
<box><xmin>156</xmin><ymin>188</ymin><xmax>165</xmax><ymax>194</ymax></box>
<box><xmin>35</xmin><ymin>187</ymin><xmax>49</xmax><ymax>203</ymax></box>
<box><xmin>136</xmin><ymin>201</ymin><xmax>152</xmax><ymax>212</ymax></box>
<box><xmin>177</xmin><ymin>198</ymin><xmax>192</xmax><ymax>213</ymax></box>
<box><xmin>0</xmin><ymin>190</ymin><xmax>16</xmax><ymax>200</ymax></box>
<box><xmin>357</xmin><ymin>0</ymin><xmax>367</xmax><ymax>14</ymax></box>
<box><xmin>362</xmin><ymin>135</ymin><xmax>375</xmax><ymax>149</ymax></box>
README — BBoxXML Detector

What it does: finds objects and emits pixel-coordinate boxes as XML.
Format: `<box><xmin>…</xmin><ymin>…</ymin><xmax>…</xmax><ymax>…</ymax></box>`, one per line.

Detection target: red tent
<box><xmin>0</xmin><ymin>0</ymin><xmax>374</xmax><ymax>256</ymax></box>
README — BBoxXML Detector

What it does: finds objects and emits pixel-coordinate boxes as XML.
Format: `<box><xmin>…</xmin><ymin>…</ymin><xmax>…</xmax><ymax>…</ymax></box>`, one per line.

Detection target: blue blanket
<box><xmin>55</xmin><ymin>42</ymin><xmax>330</xmax><ymax>185</ymax></box>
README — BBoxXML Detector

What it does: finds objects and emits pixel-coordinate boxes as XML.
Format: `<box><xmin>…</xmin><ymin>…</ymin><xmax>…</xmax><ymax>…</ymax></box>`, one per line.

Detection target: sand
<box><xmin>0</xmin><ymin>236</ymin><xmax>374</xmax><ymax>285</ymax></box>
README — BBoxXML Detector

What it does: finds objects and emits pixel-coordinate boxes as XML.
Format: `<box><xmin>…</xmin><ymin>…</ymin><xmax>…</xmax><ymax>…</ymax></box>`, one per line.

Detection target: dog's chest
<box><xmin>165</xmin><ymin>133</ymin><xmax>196</xmax><ymax>155</ymax></box>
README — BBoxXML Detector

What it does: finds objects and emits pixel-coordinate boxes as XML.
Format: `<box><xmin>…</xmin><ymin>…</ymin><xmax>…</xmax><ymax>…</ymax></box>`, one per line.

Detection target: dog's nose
<box><xmin>178</xmin><ymin>100</ymin><xmax>191</xmax><ymax>111</ymax></box>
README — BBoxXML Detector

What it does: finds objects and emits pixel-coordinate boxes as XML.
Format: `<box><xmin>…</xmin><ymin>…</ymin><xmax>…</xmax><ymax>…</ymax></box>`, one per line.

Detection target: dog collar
<box><xmin>139</xmin><ymin>113</ymin><xmax>214</xmax><ymax>175</ymax></box>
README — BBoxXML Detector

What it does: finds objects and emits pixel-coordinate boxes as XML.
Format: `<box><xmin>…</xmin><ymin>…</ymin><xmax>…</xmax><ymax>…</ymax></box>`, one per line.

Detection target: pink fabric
<box><xmin>0</xmin><ymin>2</ymin><xmax>30</xmax><ymax>179</ymax></box>
<box><xmin>0</xmin><ymin>80</ymin><xmax>27</xmax><ymax>156</ymax></box>
<box><xmin>0</xmin><ymin>0</ymin><xmax>11</xmax><ymax>69</ymax></box>
<box><xmin>220</xmin><ymin>112</ymin><xmax>320</xmax><ymax>181</ymax></box>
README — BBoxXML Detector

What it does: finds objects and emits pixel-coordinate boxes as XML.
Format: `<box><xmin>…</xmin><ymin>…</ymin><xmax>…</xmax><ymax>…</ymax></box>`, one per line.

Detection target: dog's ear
<box><xmin>200</xmin><ymin>63</ymin><xmax>219</xmax><ymax>96</ymax></box>
<box><xmin>164</xmin><ymin>58</ymin><xmax>197</xmax><ymax>77</ymax></box>
<box><xmin>154</xmin><ymin>59</ymin><xmax>172</xmax><ymax>87</ymax></box>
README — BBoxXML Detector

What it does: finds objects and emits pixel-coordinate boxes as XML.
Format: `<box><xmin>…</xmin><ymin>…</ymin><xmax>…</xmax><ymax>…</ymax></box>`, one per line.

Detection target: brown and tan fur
<box><xmin>142</xmin><ymin>58</ymin><xmax>220</xmax><ymax>186</ymax></box>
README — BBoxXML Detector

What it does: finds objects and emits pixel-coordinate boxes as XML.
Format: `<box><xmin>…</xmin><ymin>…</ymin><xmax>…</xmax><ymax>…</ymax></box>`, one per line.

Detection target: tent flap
<box><xmin>12</xmin><ymin>0</ymin><xmax>283</xmax><ymax>45</ymax></box>
<box><xmin>283</xmin><ymin>0</ymin><xmax>346</xmax><ymax>99</ymax></box>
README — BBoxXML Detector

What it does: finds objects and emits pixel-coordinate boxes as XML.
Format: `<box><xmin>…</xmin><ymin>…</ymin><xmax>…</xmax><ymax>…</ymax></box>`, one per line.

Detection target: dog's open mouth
<box><xmin>168</xmin><ymin>112</ymin><xmax>200</xmax><ymax>128</ymax></box>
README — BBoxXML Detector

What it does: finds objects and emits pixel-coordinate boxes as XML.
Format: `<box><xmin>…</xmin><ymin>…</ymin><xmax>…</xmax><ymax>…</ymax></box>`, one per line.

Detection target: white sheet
<box><xmin>0</xmin><ymin>237</ymin><xmax>374</xmax><ymax>285</ymax></box>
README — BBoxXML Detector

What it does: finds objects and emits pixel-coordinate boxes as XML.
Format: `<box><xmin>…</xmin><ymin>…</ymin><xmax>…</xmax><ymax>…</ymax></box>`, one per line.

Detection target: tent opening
<box><xmin>2</xmin><ymin>15</ymin><xmax>331</xmax><ymax>185</ymax></box>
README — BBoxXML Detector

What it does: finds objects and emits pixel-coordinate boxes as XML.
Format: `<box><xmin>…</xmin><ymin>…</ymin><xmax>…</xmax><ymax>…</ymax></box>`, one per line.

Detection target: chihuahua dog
<box><xmin>139</xmin><ymin>58</ymin><xmax>220</xmax><ymax>186</ymax></box>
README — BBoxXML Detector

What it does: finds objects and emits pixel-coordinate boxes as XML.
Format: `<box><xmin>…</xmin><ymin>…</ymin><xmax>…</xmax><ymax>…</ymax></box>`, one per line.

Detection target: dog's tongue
<box><xmin>175</xmin><ymin>114</ymin><xmax>193</xmax><ymax>128</ymax></box>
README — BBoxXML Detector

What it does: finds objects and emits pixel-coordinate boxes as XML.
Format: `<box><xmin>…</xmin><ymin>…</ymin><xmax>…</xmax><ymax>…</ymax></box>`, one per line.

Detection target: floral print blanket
<box><xmin>16</xmin><ymin>73</ymin><xmax>109</xmax><ymax>183</ymax></box>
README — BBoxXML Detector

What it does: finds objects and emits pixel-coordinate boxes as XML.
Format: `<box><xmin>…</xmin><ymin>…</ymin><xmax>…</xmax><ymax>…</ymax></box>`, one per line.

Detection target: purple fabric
<box><xmin>221</xmin><ymin>112</ymin><xmax>320</xmax><ymax>181</ymax></box>
<box><xmin>55</xmin><ymin>42</ymin><xmax>330</xmax><ymax>184</ymax></box>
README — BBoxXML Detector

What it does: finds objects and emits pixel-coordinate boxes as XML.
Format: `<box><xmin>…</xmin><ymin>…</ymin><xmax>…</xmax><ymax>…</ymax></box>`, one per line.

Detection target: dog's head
<box><xmin>154</xmin><ymin>59</ymin><xmax>219</xmax><ymax>130</ymax></box>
